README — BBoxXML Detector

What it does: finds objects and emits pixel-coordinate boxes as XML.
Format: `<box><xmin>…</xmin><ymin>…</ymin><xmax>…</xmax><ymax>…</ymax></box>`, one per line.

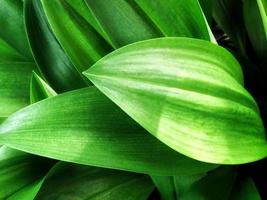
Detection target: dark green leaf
<box><xmin>24</xmin><ymin>0</ymin><xmax>88</xmax><ymax>92</ymax></box>
<box><xmin>213</xmin><ymin>0</ymin><xmax>246</xmax><ymax>54</ymax></box>
<box><xmin>85</xmin><ymin>0</ymin><xmax>212</xmax><ymax>48</ymax></box>
<box><xmin>0</xmin><ymin>0</ymin><xmax>33</xmax><ymax>60</ymax></box>
<box><xmin>35</xmin><ymin>162</ymin><xmax>154</xmax><ymax>200</ymax></box>
<box><xmin>30</xmin><ymin>71</ymin><xmax>57</xmax><ymax>104</ymax></box>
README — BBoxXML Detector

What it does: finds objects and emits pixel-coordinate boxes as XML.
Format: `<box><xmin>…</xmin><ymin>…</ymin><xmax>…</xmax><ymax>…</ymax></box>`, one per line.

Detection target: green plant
<box><xmin>0</xmin><ymin>0</ymin><xmax>266</xmax><ymax>199</ymax></box>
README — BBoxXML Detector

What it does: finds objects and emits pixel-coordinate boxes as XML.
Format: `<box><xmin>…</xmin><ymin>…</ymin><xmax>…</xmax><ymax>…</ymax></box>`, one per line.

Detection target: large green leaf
<box><xmin>0</xmin><ymin>146</ymin><xmax>53</xmax><ymax>199</ymax></box>
<box><xmin>0</xmin><ymin>87</ymin><xmax>216</xmax><ymax>176</ymax></box>
<box><xmin>0</xmin><ymin>0</ymin><xmax>33</xmax><ymax>61</ymax></box>
<box><xmin>24</xmin><ymin>0</ymin><xmax>88</xmax><ymax>92</ymax></box>
<box><xmin>35</xmin><ymin>162</ymin><xmax>154</xmax><ymax>200</ymax></box>
<box><xmin>244</xmin><ymin>0</ymin><xmax>267</xmax><ymax>66</ymax></box>
<box><xmin>84</xmin><ymin>37</ymin><xmax>267</xmax><ymax>164</ymax></box>
<box><xmin>85</xmin><ymin>0</ymin><xmax>211</xmax><ymax>48</ymax></box>
<box><xmin>0</xmin><ymin>62</ymin><xmax>34</xmax><ymax>120</ymax></box>
<box><xmin>40</xmin><ymin>0</ymin><xmax>112</xmax><ymax>72</ymax></box>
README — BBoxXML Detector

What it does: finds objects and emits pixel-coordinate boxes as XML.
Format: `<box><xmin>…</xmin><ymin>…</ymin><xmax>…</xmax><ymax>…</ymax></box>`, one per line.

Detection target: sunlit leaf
<box><xmin>85</xmin><ymin>37</ymin><xmax>267</xmax><ymax>164</ymax></box>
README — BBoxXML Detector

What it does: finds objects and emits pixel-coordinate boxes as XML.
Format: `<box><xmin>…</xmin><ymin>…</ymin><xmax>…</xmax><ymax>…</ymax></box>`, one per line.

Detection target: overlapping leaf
<box><xmin>85</xmin><ymin>37</ymin><xmax>267</xmax><ymax>164</ymax></box>
<box><xmin>213</xmin><ymin>0</ymin><xmax>246</xmax><ymax>54</ymax></box>
<box><xmin>85</xmin><ymin>0</ymin><xmax>212</xmax><ymax>48</ymax></box>
<box><xmin>0</xmin><ymin>146</ymin><xmax>53</xmax><ymax>199</ymax></box>
<box><xmin>0</xmin><ymin>0</ymin><xmax>36</xmax><ymax>120</ymax></box>
<box><xmin>24</xmin><ymin>0</ymin><xmax>88</xmax><ymax>92</ymax></box>
<box><xmin>35</xmin><ymin>162</ymin><xmax>154</xmax><ymax>200</ymax></box>
<box><xmin>40</xmin><ymin>0</ymin><xmax>112</xmax><ymax>72</ymax></box>
<box><xmin>0</xmin><ymin>87</ymin><xmax>217</xmax><ymax>176</ymax></box>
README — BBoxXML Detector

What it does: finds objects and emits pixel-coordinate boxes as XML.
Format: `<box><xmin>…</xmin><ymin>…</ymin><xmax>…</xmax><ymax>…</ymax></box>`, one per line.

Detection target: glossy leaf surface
<box><xmin>0</xmin><ymin>87</ymin><xmax>216</xmax><ymax>176</ymax></box>
<box><xmin>85</xmin><ymin>37</ymin><xmax>267</xmax><ymax>164</ymax></box>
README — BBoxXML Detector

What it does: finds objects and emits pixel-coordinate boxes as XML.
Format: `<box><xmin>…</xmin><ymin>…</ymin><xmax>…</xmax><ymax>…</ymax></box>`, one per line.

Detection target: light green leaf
<box><xmin>0</xmin><ymin>0</ymin><xmax>33</xmax><ymax>60</ymax></box>
<box><xmin>40</xmin><ymin>0</ymin><xmax>112</xmax><ymax>73</ymax></box>
<box><xmin>0</xmin><ymin>62</ymin><xmax>34</xmax><ymax>120</ymax></box>
<box><xmin>213</xmin><ymin>0</ymin><xmax>246</xmax><ymax>55</ymax></box>
<box><xmin>84</xmin><ymin>37</ymin><xmax>267</xmax><ymax>164</ymax></box>
<box><xmin>35</xmin><ymin>162</ymin><xmax>154</xmax><ymax>200</ymax></box>
<box><xmin>244</xmin><ymin>0</ymin><xmax>267</xmax><ymax>66</ymax></box>
<box><xmin>0</xmin><ymin>146</ymin><xmax>53</xmax><ymax>199</ymax></box>
<box><xmin>24</xmin><ymin>0</ymin><xmax>88</xmax><ymax>92</ymax></box>
<box><xmin>85</xmin><ymin>0</ymin><xmax>211</xmax><ymax>48</ymax></box>
<box><xmin>30</xmin><ymin>71</ymin><xmax>57</xmax><ymax>104</ymax></box>
<box><xmin>0</xmin><ymin>87</ymin><xmax>217</xmax><ymax>176</ymax></box>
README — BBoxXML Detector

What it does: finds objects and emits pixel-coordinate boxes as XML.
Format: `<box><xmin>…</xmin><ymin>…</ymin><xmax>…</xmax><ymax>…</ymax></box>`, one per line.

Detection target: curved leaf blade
<box><xmin>35</xmin><ymin>162</ymin><xmax>154</xmax><ymax>200</ymax></box>
<box><xmin>0</xmin><ymin>87</ymin><xmax>216</xmax><ymax>176</ymax></box>
<box><xmin>0</xmin><ymin>146</ymin><xmax>53</xmax><ymax>199</ymax></box>
<box><xmin>84</xmin><ymin>37</ymin><xmax>267</xmax><ymax>164</ymax></box>
<box><xmin>40</xmin><ymin>0</ymin><xmax>112</xmax><ymax>72</ymax></box>
<box><xmin>30</xmin><ymin>72</ymin><xmax>57</xmax><ymax>104</ymax></box>
<box><xmin>24</xmin><ymin>0</ymin><xmax>88</xmax><ymax>92</ymax></box>
<box><xmin>244</xmin><ymin>0</ymin><xmax>267</xmax><ymax>66</ymax></box>
<box><xmin>85</xmin><ymin>0</ymin><xmax>211</xmax><ymax>48</ymax></box>
<box><xmin>0</xmin><ymin>62</ymin><xmax>34</xmax><ymax>119</ymax></box>
<box><xmin>0</xmin><ymin>0</ymin><xmax>33</xmax><ymax>60</ymax></box>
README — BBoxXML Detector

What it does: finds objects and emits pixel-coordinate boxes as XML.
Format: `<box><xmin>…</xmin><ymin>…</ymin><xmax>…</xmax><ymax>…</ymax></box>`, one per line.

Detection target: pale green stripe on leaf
<box><xmin>85</xmin><ymin>37</ymin><xmax>267</xmax><ymax>164</ymax></box>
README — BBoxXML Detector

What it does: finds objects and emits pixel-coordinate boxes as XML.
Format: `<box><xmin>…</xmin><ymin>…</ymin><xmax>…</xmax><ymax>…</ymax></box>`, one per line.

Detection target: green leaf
<box><xmin>244</xmin><ymin>0</ymin><xmax>267</xmax><ymax>66</ymax></box>
<box><xmin>40</xmin><ymin>0</ymin><xmax>112</xmax><ymax>73</ymax></box>
<box><xmin>35</xmin><ymin>162</ymin><xmax>154</xmax><ymax>200</ymax></box>
<box><xmin>0</xmin><ymin>71</ymin><xmax>57</xmax><ymax>199</ymax></box>
<box><xmin>151</xmin><ymin>174</ymin><xmax>204</xmax><ymax>200</ymax></box>
<box><xmin>0</xmin><ymin>87</ymin><xmax>217</xmax><ymax>176</ymax></box>
<box><xmin>0</xmin><ymin>0</ymin><xmax>33</xmax><ymax>60</ymax></box>
<box><xmin>30</xmin><ymin>71</ymin><xmax>57</xmax><ymax>104</ymax></box>
<box><xmin>229</xmin><ymin>177</ymin><xmax>261</xmax><ymax>200</ymax></box>
<box><xmin>24</xmin><ymin>0</ymin><xmax>88</xmax><ymax>92</ymax></box>
<box><xmin>0</xmin><ymin>146</ymin><xmax>53</xmax><ymax>199</ymax></box>
<box><xmin>84</xmin><ymin>37</ymin><xmax>267</xmax><ymax>164</ymax></box>
<box><xmin>0</xmin><ymin>62</ymin><xmax>34</xmax><ymax>120</ymax></box>
<box><xmin>85</xmin><ymin>0</ymin><xmax>211</xmax><ymax>48</ymax></box>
